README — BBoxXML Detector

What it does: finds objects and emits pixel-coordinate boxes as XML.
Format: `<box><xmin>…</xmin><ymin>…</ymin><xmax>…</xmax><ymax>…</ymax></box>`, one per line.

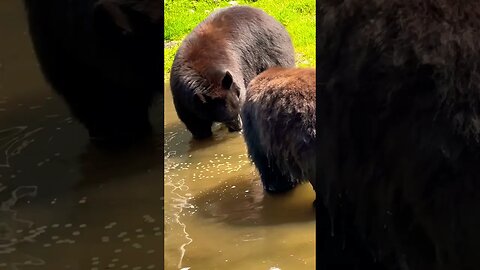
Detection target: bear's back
<box><xmin>173</xmin><ymin>6</ymin><xmax>295</xmax><ymax>86</ymax></box>
<box><xmin>191</xmin><ymin>6</ymin><xmax>277</xmax><ymax>40</ymax></box>
<box><xmin>247</xmin><ymin>68</ymin><xmax>316</xmax><ymax>98</ymax></box>
<box><xmin>246</xmin><ymin>67</ymin><xmax>316</xmax><ymax>142</ymax></box>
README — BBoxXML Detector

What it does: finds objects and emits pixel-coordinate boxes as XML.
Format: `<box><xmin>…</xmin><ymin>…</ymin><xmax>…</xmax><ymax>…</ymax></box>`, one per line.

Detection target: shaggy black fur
<box><xmin>241</xmin><ymin>67</ymin><xmax>316</xmax><ymax>195</ymax></box>
<box><xmin>170</xmin><ymin>5</ymin><xmax>295</xmax><ymax>139</ymax></box>
<box><xmin>23</xmin><ymin>0</ymin><xmax>163</xmax><ymax>144</ymax></box>
<box><xmin>318</xmin><ymin>1</ymin><xmax>480</xmax><ymax>269</ymax></box>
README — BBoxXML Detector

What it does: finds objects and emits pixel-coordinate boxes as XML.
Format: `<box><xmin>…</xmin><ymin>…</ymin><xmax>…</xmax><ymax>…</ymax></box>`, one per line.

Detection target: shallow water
<box><xmin>164</xmin><ymin>86</ymin><xmax>316</xmax><ymax>269</ymax></box>
<box><xmin>0</xmin><ymin>1</ymin><xmax>163</xmax><ymax>269</ymax></box>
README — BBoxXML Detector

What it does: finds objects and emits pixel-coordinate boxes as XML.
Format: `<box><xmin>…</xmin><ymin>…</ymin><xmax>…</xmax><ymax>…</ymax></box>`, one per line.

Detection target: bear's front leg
<box><xmin>182</xmin><ymin>114</ymin><xmax>213</xmax><ymax>140</ymax></box>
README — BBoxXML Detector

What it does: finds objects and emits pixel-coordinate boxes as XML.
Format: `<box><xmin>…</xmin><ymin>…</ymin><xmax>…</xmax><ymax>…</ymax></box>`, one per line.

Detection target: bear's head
<box><xmin>191</xmin><ymin>69</ymin><xmax>244</xmax><ymax>124</ymax></box>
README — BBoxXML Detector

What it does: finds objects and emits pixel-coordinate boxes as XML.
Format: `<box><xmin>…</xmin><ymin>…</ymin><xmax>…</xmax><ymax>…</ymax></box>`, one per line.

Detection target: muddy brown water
<box><xmin>0</xmin><ymin>1</ymin><xmax>163</xmax><ymax>269</ymax></box>
<box><xmin>164</xmin><ymin>89</ymin><xmax>315</xmax><ymax>269</ymax></box>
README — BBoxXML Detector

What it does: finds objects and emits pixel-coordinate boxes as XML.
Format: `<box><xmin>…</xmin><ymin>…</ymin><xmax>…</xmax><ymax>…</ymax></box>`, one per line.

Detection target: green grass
<box><xmin>164</xmin><ymin>0</ymin><xmax>316</xmax><ymax>77</ymax></box>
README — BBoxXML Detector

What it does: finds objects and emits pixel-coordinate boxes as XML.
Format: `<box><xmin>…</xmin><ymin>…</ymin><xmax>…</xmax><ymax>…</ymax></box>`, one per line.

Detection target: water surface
<box><xmin>164</xmin><ymin>85</ymin><xmax>315</xmax><ymax>270</ymax></box>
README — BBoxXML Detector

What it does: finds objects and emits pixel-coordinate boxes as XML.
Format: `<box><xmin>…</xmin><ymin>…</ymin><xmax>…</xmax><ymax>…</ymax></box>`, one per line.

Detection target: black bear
<box><xmin>241</xmin><ymin>67</ymin><xmax>316</xmax><ymax>195</ymax></box>
<box><xmin>170</xmin><ymin>5</ymin><xmax>295</xmax><ymax>139</ymax></box>
<box><xmin>318</xmin><ymin>1</ymin><xmax>480</xmax><ymax>269</ymax></box>
<box><xmin>23</xmin><ymin>0</ymin><xmax>163</xmax><ymax>144</ymax></box>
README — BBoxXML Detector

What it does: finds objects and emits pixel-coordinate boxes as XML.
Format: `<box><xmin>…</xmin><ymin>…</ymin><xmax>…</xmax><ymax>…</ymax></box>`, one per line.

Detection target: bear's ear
<box><xmin>221</xmin><ymin>71</ymin><xmax>233</xmax><ymax>90</ymax></box>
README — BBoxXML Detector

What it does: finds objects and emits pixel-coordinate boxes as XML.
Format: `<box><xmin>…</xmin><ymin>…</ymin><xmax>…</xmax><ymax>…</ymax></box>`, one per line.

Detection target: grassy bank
<box><xmin>164</xmin><ymin>0</ymin><xmax>316</xmax><ymax>77</ymax></box>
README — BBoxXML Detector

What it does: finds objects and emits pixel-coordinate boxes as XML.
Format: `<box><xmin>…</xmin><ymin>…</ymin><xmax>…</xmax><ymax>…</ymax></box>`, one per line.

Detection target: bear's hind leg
<box><xmin>252</xmin><ymin>149</ymin><xmax>296</xmax><ymax>193</ymax></box>
<box><xmin>245</xmin><ymin>137</ymin><xmax>296</xmax><ymax>193</ymax></box>
<box><xmin>252</xmin><ymin>154</ymin><xmax>295</xmax><ymax>193</ymax></box>
<box><xmin>262</xmin><ymin>161</ymin><xmax>296</xmax><ymax>193</ymax></box>
<box><xmin>242</xmin><ymin>109</ymin><xmax>295</xmax><ymax>193</ymax></box>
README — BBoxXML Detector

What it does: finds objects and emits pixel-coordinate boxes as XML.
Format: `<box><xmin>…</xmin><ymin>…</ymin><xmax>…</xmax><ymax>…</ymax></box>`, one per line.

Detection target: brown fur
<box><xmin>318</xmin><ymin>0</ymin><xmax>480</xmax><ymax>269</ymax></box>
<box><xmin>241</xmin><ymin>67</ymin><xmax>316</xmax><ymax>194</ymax></box>
<box><xmin>170</xmin><ymin>6</ymin><xmax>295</xmax><ymax>139</ymax></box>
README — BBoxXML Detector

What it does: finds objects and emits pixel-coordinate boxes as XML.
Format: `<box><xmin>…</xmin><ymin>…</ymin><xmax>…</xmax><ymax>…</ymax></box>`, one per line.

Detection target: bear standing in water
<box><xmin>241</xmin><ymin>67</ymin><xmax>316</xmax><ymax>195</ymax></box>
<box><xmin>170</xmin><ymin>6</ymin><xmax>295</xmax><ymax>139</ymax></box>
<box><xmin>23</xmin><ymin>0</ymin><xmax>163</xmax><ymax>144</ymax></box>
<box><xmin>318</xmin><ymin>0</ymin><xmax>480</xmax><ymax>269</ymax></box>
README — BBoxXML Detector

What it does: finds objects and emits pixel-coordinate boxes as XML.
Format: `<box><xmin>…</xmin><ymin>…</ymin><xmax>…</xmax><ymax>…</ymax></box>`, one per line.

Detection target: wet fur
<box><xmin>170</xmin><ymin>6</ymin><xmax>295</xmax><ymax>139</ymax></box>
<box><xmin>23</xmin><ymin>0</ymin><xmax>163</xmax><ymax>144</ymax></box>
<box><xmin>241</xmin><ymin>67</ymin><xmax>315</xmax><ymax>194</ymax></box>
<box><xmin>318</xmin><ymin>1</ymin><xmax>480</xmax><ymax>269</ymax></box>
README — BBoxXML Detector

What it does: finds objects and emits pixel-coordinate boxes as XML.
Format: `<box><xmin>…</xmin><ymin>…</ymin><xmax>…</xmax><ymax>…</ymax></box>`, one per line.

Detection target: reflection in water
<box><xmin>0</xmin><ymin>0</ymin><xmax>164</xmax><ymax>269</ymax></box>
<box><xmin>164</xmin><ymin>85</ymin><xmax>315</xmax><ymax>270</ymax></box>
<box><xmin>192</xmin><ymin>177</ymin><xmax>315</xmax><ymax>227</ymax></box>
<box><xmin>0</xmin><ymin>107</ymin><xmax>164</xmax><ymax>269</ymax></box>
<box><xmin>1</xmin><ymin>186</ymin><xmax>38</xmax><ymax>228</ymax></box>
<box><xmin>0</xmin><ymin>186</ymin><xmax>45</xmax><ymax>270</ymax></box>
<box><xmin>164</xmin><ymin>150</ymin><xmax>193</xmax><ymax>269</ymax></box>
<box><xmin>0</xmin><ymin>124</ymin><xmax>48</xmax><ymax>270</ymax></box>
<box><xmin>0</xmin><ymin>126</ymin><xmax>41</xmax><ymax>168</ymax></box>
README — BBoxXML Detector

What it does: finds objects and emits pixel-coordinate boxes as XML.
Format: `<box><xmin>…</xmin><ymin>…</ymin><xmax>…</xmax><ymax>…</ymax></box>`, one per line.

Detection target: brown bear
<box><xmin>318</xmin><ymin>0</ymin><xmax>480</xmax><ymax>269</ymax></box>
<box><xmin>241</xmin><ymin>67</ymin><xmax>316</xmax><ymax>195</ymax></box>
<box><xmin>23</xmin><ymin>0</ymin><xmax>162</xmax><ymax>145</ymax></box>
<box><xmin>170</xmin><ymin>5</ymin><xmax>295</xmax><ymax>139</ymax></box>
